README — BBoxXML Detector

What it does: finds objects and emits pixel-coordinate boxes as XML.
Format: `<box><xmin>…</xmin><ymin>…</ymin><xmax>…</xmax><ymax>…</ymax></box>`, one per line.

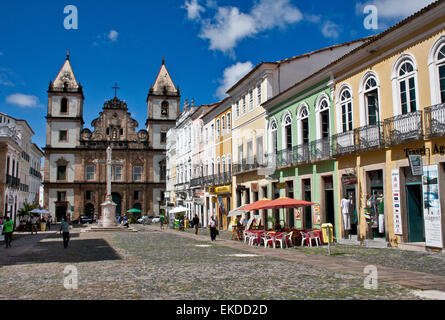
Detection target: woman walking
<box><xmin>209</xmin><ymin>215</ymin><xmax>218</xmax><ymax>241</ymax></box>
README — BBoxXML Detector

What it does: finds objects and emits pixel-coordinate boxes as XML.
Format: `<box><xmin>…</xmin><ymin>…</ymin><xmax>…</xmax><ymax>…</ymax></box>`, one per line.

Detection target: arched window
<box><xmin>61</xmin><ymin>97</ymin><xmax>68</xmax><ymax>113</ymax></box>
<box><xmin>362</xmin><ymin>75</ymin><xmax>380</xmax><ymax>126</ymax></box>
<box><xmin>282</xmin><ymin>113</ymin><xmax>293</xmax><ymax>150</ymax></box>
<box><xmin>297</xmin><ymin>105</ymin><xmax>310</xmax><ymax>145</ymax></box>
<box><xmin>317</xmin><ymin>97</ymin><xmax>330</xmax><ymax>139</ymax></box>
<box><xmin>429</xmin><ymin>37</ymin><xmax>445</xmax><ymax>105</ymax></box>
<box><xmin>340</xmin><ymin>88</ymin><xmax>353</xmax><ymax>132</ymax></box>
<box><xmin>161</xmin><ymin>101</ymin><xmax>169</xmax><ymax>116</ymax></box>
<box><xmin>269</xmin><ymin>119</ymin><xmax>278</xmax><ymax>154</ymax></box>
<box><xmin>392</xmin><ymin>56</ymin><xmax>418</xmax><ymax>115</ymax></box>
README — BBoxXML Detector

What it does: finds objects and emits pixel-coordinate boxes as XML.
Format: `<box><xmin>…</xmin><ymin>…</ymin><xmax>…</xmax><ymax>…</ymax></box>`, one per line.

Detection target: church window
<box><xmin>133</xmin><ymin>166</ymin><xmax>142</xmax><ymax>181</ymax></box>
<box><xmin>85</xmin><ymin>191</ymin><xmax>95</xmax><ymax>201</ymax></box>
<box><xmin>106</xmin><ymin>128</ymin><xmax>110</xmax><ymax>135</ymax></box>
<box><xmin>57</xmin><ymin>165</ymin><xmax>66</xmax><ymax>181</ymax></box>
<box><xmin>134</xmin><ymin>191</ymin><xmax>142</xmax><ymax>200</ymax></box>
<box><xmin>61</xmin><ymin>98</ymin><xmax>68</xmax><ymax>114</ymax></box>
<box><xmin>112</xmin><ymin>128</ymin><xmax>118</xmax><ymax>139</ymax></box>
<box><xmin>161</xmin><ymin>101</ymin><xmax>169</xmax><ymax>117</ymax></box>
<box><xmin>113</xmin><ymin>166</ymin><xmax>122</xmax><ymax>181</ymax></box>
<box><xmin>161</xmin><ymin>131</ymin><xmax>167</xmax><ymax>144</ymax></box>
<box><xmin>57</xmin><ymin>191</ymin><xmax>66</xmax><ymax>202</ymax></box>
<box><xmin>59</xmin><ymin>130</ymin><xmax>68</xmax><ymax>142</ymax></box>
<box><xmin>85</xmin><ymin>165</ymin><xmax>95</xmax><ymax>181</ymax></box>
<box><xmin>120</xmin><ymin>128</ymin><xmax>123</xmax><ymax>135</ymax></box>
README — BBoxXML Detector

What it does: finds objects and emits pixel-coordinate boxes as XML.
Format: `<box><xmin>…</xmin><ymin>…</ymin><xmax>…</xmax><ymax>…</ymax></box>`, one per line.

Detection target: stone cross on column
<box><xmin>93</xmin><ymin>147</ymin><xmax>124</xmax><ymax>202</ymax></box>
<box><xmin>93</xmin><ymin>147</ymin><xmax>124</xmax><ymax>227</ymax></box>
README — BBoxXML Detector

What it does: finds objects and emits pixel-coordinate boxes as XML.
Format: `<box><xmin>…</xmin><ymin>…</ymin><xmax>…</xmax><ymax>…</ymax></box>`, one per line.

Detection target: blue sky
<box><xmin>0</xmin><ymin>0</ymin><xmax>436</xmax><ymax>150</ymax></box>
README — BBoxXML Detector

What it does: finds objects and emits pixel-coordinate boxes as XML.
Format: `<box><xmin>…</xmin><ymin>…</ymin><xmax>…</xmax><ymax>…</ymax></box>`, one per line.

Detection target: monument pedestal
<box><xmin>82</xmin><ymin>198</ymin><xmax>137</xmax><ymax>233</ymax></box>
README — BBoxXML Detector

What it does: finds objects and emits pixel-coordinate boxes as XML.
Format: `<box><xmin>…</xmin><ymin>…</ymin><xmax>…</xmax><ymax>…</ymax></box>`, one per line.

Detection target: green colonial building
<box><xmin>263</xmin><ymin>77</ymin><xmax>340</xmax><ymax>236</ymax></box>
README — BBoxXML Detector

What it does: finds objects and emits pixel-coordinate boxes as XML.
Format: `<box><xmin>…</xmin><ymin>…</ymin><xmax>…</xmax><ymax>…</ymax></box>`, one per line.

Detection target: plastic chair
<box><xmin>243</xmin><ymin>231</ymin><xmax>251</xmax><ymax>245</ymax></box>
<box><xmin>274</xmin><ymin>232</ymin><xmax>287</xmax><ymax>249</ymax></box>
<box><xmin>249</xmin><ymin>232</ymin><xmax>261</xmax><ymax>246</ymax></box>
<box><xmin>263</xmin><ymin>233</ymin><xmax>275</xmax><ymax>248</ymax></box>
<box><xmin>301</xmin><ymin>232</ymin><xmax>311</xmax><ymax>247</ymax></box>
<box><xmin>285</xmin><ymin>231</ymin><xmax>293</xmax><ymax>247</ymax></box>
<box><xmin>308</xmin><ymin>231</ymin><xmax>321</xmax><ymax>247</ymax></box>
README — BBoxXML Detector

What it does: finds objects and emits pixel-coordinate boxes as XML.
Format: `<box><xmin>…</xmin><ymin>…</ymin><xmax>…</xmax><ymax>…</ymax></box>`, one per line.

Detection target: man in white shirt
<box><xmin>341</xmin><ymin>195</ymin><xmax>352</xmax><ymax>238</ymax></box>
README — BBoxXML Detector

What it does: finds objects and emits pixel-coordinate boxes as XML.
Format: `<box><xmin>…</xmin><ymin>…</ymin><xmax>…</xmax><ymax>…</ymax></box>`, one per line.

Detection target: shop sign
<box><xmin>404</xmin><ymin>147</ymin><xmax>427</xmax><ymax>157</ymax></box>
<box><xmin>341</xmin><ymin>175</ymin><xmax>357</xmax><ymax>186</ymax></box>
<box><xmin>391</xmin><ymin>169</ymin><xmax>403</xmax><ymax>235</ymax></box>
<box><xmin>209</xmin><ymin>187</ymin><xmax>216</xmax><ymax>194</ymax></box>
<box><xmin>408</xmin><ymin>155</ymin><xmax>423</xmax><ymax>176</ymax></box>
<box><xmin>312</xmin><ymin>205</ymin><xmax>321</xmax><ymax>225</ymax></box>
<box><xmin>8</xmin><ymin>196</ymin><xmax>14</xmax><ymax>205</ymax></box>
<box><xmin>211</xmin><ymin>197</ymin><xmax>217</xmax><ymax>203</ymax></box>
<box><xmin>295</xmin><ymin>208</ymin><xmax>302</xmax><ymax>220</ymax></box>
<box><xmin>422</xmin><ymin>165</ymin><xmax>443</xmax><ymax>248</ymax></box>
<box><xmin>251</xmin><ymin>183</ymin><xmax>259</xmax><ymax>193</ymax></box>
<box><xmin>215</xmin><ymin>186</ymin><xmax>231</xmax><ymax>194</ymax></box>
<box><xmin>433</xmin><ymin>144</ymin><xmax>445</xmax><ymax>156</ymax></box>
<box><xmin>276</xmin><ymin>182</ymin><xmax>287</xmax><ymax>189</ymax></box>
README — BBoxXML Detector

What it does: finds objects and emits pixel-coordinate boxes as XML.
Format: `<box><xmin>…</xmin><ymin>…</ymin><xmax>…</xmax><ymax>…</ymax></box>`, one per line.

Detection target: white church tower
<box><xmin>43</xmin><ymin>52</ymin><xmax>84</xmax><ymax>221</ymax></box>
<box><xmin>146</xmin><ymin>58</ymin><xmax>180</xmax><ymax>212</ymax></box>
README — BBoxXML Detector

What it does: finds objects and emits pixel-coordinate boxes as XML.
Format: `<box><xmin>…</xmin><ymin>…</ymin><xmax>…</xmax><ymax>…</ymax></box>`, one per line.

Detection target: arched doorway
<box><xmin>133</xmin><ymin>203</ymin><xmax>142</xmax><ymax>219</ymax></box>
<box><xmin>84</xmin><ymin>203</ymin><xmax>94</xmax><ymax>218</ymax></box>
<box><xmin>112</xmin><ymin>193</ymin><xmax>122</xmax><ymax>217</ymax></box>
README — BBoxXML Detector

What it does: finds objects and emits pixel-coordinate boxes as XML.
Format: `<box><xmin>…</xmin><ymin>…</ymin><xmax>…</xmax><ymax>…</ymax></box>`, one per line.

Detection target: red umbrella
<box><xmin>240</xmin><ymin>199</ymin><xmax>272</xmax><ymax>211</ymax></box>
<box><xmin>254</xmin><ymin>197</ymin><xmax>316</xmax><ymax>210</ymax></box>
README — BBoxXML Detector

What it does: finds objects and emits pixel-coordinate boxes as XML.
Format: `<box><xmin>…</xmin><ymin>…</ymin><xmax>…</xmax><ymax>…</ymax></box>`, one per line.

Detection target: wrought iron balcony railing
<box><xmin>294</xmin><ymin>143</ymin><xmax>311</xmax><ymax>164</ymax></box>
<box><xmin>425</xmin><ymin>103</ymin><xmax>445</xmax><ymax>139</ymax></box>
<box><xmin>190</xmin><ymin>177</ymin><xmax>203</xmax><ymax>187</ymax></box>
<box><xmin>277</xmin><ymin>148</ymin><xmax>294</xmax><ymax>167</ymax></box>
<box><xmin>384</xmin><ymin>111</ymin><xmax>423</xmax><ymax>147</ymax></box>
<box><xmin>311</xmin><ymin>137</ymin><xmax>332</xmax><ymax>161</ymax></box>
<box><xmin>332</xmin><ymin>130</ymin><xmax>356</xmax><ymax>157</ymax></box>
<box><xmin>233</xmin><ymin>157</ymin><xmax>263</xmax><ymax>175</ymax></box>
<box><xmin>356</xmin><ymin>122</ymin><xmax>384</xmax><ymax>152</ymax></box>
<box><xmin>6</xmin><ymin>175</ymin><xmax>20</xmax><ymax>188</ymax></box>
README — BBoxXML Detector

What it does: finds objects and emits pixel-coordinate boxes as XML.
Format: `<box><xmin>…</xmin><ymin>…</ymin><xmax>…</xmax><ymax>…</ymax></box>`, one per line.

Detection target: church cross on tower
<box><xmin>112</xmin><ymin>83</ymin><xmax>120</xmax><ymax>98</ymax></box>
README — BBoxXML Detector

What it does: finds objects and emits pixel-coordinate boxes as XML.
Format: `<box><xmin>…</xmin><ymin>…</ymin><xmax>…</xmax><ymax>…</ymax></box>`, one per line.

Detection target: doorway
<box><xmin>55</xmin><ymin>205</ymin><xmax>67</xmax><ymax>222</ymax></box>
<box><xmin>346</xmin><ymin>186</ymin><xmax>357</xmax><ymax>235</ymax></box>
<box><xmin>303</xmin><ymin>179</ymin><xmax>312</xmax><ymax>229</ymax></box>
<box><xmin>404</xmin><ymin>167</ymin><xmax>424</xmax><ymax>242</ymax></box>
<box><xmin>287</xmin><ymin>181</ymin><xmax>295</xmax><ymax>228</ymax></box>
<box><xmin>324</xmin><ymin>176</ymin><xmax>335</xmax><ymax>235</ymax></box>
<box><xmin>112</xmin><ymin>193</ymin><xmax>122</xmax><ymax>217</ymax></box>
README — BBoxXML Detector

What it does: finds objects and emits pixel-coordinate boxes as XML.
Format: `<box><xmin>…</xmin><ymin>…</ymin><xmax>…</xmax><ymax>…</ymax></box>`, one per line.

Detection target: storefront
<box><xmin>210</xmin><ymin>185</ymin><xmax>231</xmax><ymax>230</ymax></box>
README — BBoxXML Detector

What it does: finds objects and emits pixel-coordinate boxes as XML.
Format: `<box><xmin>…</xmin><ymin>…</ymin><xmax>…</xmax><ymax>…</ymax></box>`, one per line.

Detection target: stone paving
<box><xmin>0</xmin><ymin>225</ymin><xmax>438</xmax><ymax>300</ymax></box>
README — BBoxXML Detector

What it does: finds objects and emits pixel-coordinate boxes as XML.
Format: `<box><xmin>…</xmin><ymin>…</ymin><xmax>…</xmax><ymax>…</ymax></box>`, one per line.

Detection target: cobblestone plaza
<box><xmin>1</xmin><ymin>225</ymin><xmax>445</xmax><ymax>300</ymax></box>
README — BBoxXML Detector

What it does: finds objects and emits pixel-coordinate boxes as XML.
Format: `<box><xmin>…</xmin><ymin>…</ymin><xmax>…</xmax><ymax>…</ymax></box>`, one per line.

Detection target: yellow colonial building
<box><xmin>329</xmin><ymin>1</ymin><xmax>445</xmax><ymax>251</ymax></box>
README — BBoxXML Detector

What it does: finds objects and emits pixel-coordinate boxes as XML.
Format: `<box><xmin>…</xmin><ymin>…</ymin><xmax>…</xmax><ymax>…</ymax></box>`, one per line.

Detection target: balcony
<box><xmin>332</xmin><ymin>130</ymin><xmax>356</xmax><ymax>157</ymax></box>
<box><xmin>384</xmin><ymin>111</ymin><xmax>423</xmax><ymax>147</ymax></box>
<box><xmin>29</xmin><ymin>167</ymin><xmax>42</xmax><ymax>179</ymax></box>
<box><xmin>233</xmin><ymin>157</ymin><xmax>262</xmax><ymax>175</ymax></box>
<box><xmin>6</xmin><ymin>175</ymin><xmax>20</xmax><ymax>188</ymax></box>
<box><xmin>425</xmin><ymin>103</ymin><xmax>445</xmax><ymax>139</ymax></box>
<box><xmin>190</xmin><ymin>177</ymin><xmax>203</xmax><ymax>188</ymax></box>
<box><xmin>356</xmin><ymin>123</ymin><xmax>385</xmax><ymax>152</ymax></box>
<box><xmin>311</xmin><ymin>137</ymin><xmax>332</xmax><ymax>161</ymax></box>
<box><xmin>277</xmin><ymin>148</ymin><xmax>294</xmax><ymax>167</ymax></box>
<box><xmin>294</xmin><ymin>143</ymin><xmax>311</xmax><ymax>164</ymax></box>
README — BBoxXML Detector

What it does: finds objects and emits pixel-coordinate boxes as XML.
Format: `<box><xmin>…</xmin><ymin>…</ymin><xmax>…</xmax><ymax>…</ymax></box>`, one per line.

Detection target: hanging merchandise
<box><xmin>377</xmin><ymin>195</ymin><xmax>385</xmax><ymax>234</ymax></box>
<box><xmin>364</xmin><ymin>195</ymin><xmax>377</xmax><ymax>226</ymax></box>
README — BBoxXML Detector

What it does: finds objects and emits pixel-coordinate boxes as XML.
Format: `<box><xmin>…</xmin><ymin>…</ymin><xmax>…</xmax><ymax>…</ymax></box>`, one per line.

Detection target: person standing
<box><xmin>60</xmin><ymin>216</ymin><xmax>71</xmax><ymax>248</ymax></box>
<box><xmin>192</xmin><ymin>214</ymin><xmax>200</xmax><ymax>235</ymax></box>
<box><xmin>159</xmin><ymin>215</ymin><xmax>164</xmax><ymax>230</ymax></box>
<box><xmin>3</xmin><ymin>217</ymin><xmax>14</xmax><ymax>248</ymax></box>
<box><xmin>30</xmin><ymin>215</ymin><xmax>38</xmax><ymax>235</ymax></box>
<box><xmin>209</xmin><ymin>215</ymin><xmax>218</xmax><ymax>241</ymax></box>
<box><xmin>341</xmin><ymin>194</ymin><xmax>352</xmax><ymax>238</ymax></box>
<box><xmin>46</xmin><ymin>216</ymin><xmax>52</xmax><ymax>231</ymax></box>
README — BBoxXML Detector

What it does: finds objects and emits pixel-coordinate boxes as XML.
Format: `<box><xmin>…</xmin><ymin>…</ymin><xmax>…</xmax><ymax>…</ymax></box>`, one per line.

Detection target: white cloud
<box><xmin>321</xmin><ymin>21</ymin><xmax>341</xmax><ymax>39</ymax></box>
<box><xmin>0</xmin><ymin>68</ymin><xmax>16</xmax><ymax>87</ymax></box>
<box><xmin>356</xmin><ymin>0</ymin><xmax>435</xmax><ymax>19</ymax></box>
<box><xmin>6</xmin><ymin>94</ymin><xmax>40</xmax><ymax>108</ymax></box>
<box><xmin>193</xmin><ymin>0</ymin><xmax>302</xmax><ymax>55</ymax></box>
<box><xmin>108</xmin><ymin>30</ymin><xmax>119</xmax><ymax>42</ymax></box>
<box><xmin>183</xmin><ymin>0</ymin><xmax>206</xmax><ymax>20</ymax></box>
<box><xmin>216</xmin><ymin>61</ymin><xmax>254</xmax><ymax>98</ymax></box>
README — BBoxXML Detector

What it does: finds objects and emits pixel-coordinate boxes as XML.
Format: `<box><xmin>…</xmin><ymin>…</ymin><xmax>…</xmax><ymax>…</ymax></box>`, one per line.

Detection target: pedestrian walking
<box><xmin>192</xmin><ymin>214</ymin><xmax>200</xmax><ymax>235</ymax></box>
<box><xmin>3</xmin><ymin>217</ymin><xmax>14</xmax><ymax>248</ymax></box>
<box><xmin>341</xmin><ymin>194</ymin><xmax>352</xmax><ymax>238</ymax></box>
<box><xmin>46</xmin><ymin>216</ymin><xmax>52</xmax><ymax>231</ymax></box>
<box><xmin>60</xmin><ymin>216</ymin><xmax>71</xmax><ymax>248</ymax></box>
<box><xmin>209</xmin><ymin>215</ymin><xmax>218</xmax><ymax>241</ymax></box>
<box><xmin>30</xmin><ymin>215</ymin><xmax>38</xmax><ymax>235</ymax></box>
<box><xmin>160</xmin><ymin>215</ymin><xmax>164</xmax><ymax>230</ymax></box>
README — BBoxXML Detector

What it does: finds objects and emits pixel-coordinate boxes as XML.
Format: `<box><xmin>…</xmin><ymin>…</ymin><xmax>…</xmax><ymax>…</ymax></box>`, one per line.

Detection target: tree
<box><xmin>17</xmin><ymin>202</ymin><xmax>38</xmax><ymax>222</ymax></box>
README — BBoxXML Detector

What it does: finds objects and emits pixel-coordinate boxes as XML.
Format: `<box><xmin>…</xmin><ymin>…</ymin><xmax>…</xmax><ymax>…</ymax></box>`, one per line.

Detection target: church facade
<box><xmin>43</xmin><ymin>54</ymin><xmax>179</xmax><ymax>221</ymax></box>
